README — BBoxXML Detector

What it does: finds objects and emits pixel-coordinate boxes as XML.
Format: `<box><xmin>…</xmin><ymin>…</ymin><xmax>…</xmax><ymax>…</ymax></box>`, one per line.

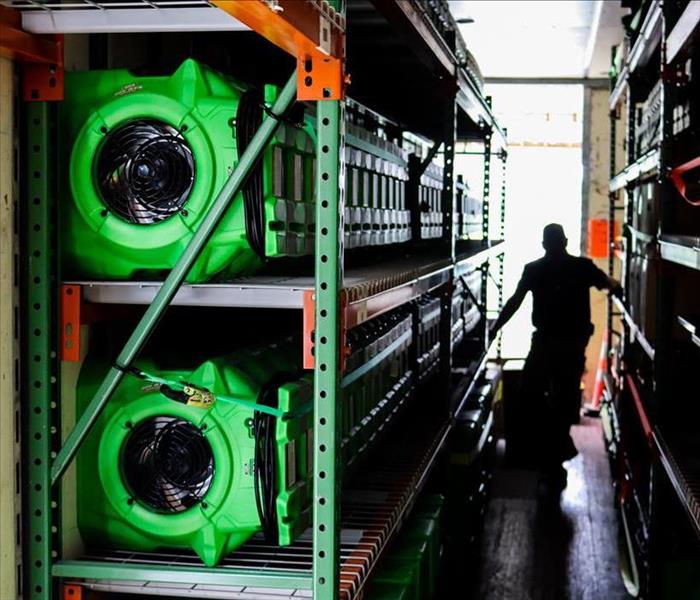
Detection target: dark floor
<box><xmin>474</xmin><ymin>417</ymin><xmax>630</xmax><ymax>600</ymax></box>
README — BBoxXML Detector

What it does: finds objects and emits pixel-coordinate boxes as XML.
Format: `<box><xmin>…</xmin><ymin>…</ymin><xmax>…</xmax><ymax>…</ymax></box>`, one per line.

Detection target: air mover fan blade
<box><xmin>122</xmin><ymin>417</ymin><xmax>214</xmax><ymax>513</ymax></box>
<box><xmin>97</xmin><ymin>120</ymin><xmax>195</xmax><ymax>225</ymax></box>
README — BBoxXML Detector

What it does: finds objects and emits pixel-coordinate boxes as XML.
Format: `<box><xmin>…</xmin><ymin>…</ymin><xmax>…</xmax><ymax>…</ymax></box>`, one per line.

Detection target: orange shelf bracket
<box><xmin>23</xmin><ymin>58</ymin><xmax>64</xmax><ymax>102</ymax></box>
<box><xmin>62</xmin><ymin>584</ymin><xmax>83</xmax><ymax>600</ymax></box>
<box><xmin>212</xmin><ymin>0</ymin><xmax>345</xmax><ymax>100</ymax></box>
<box><xmin>303</xmin><ymin>289</ymin><xmax>316</xmax><ymax>370</ymax></box>
<box><xmin>0</xmin><ymin>6</ymin><xmax>64</xmax><ymax>101</ymax></box>
<box><xmin>60</xmin><ymin>284</ymin><xmax>81</xmax><ymax>362</ymax></box>
<box><xmin>303</xmin><ymin>289</ymin><xmax>349</xmax><ymax>371</ymax></box>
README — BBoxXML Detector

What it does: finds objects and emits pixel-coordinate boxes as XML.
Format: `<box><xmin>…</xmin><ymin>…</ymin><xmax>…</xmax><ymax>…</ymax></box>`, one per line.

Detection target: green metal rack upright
<box><xmin>24</xmin><ymin>100</ymin><xmax>59</xmax><ymax>600</ymax></box>
<box><xmin>312</xmin><ymin>99</ymin><xmax>344</xmax><ymax>598</ymax></box>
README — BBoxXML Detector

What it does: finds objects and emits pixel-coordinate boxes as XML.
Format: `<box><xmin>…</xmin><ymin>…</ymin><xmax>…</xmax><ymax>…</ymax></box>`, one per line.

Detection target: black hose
<box><xmin>236</xmin><ymin>89</ymin><xmax>266</xmax><ymax>258</ymax></box>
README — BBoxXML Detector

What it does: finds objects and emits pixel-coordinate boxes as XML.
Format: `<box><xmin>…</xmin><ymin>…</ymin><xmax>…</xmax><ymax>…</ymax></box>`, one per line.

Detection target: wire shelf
<box><xmin>2</xmin><ymin>0</ymin><xmax>216</xmax><ymax>9</ymax></box>
<box><xmin>59</xmin><ymin>416</ymin><xmax>451</xmax><ymax>599</ymax></box>
<box><xmin>0</xmin><ymin>0</ymin><xmax>249</xmax><ymax>33</ymax></box>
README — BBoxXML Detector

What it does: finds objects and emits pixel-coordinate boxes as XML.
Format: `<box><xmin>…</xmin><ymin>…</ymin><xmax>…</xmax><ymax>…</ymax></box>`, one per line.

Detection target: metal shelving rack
<box><xmin>605</xmin><ymin>0</ymin><xmax>700</xmax><ymax>596</ymax></box>
<box><xmin>3</xmin><ymin>1</ymin><xmax>508</xmax><ymax>598</ymax></box>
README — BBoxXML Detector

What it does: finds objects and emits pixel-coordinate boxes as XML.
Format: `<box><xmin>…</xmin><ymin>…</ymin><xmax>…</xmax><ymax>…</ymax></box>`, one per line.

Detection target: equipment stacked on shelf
<box><xmin>343</xmin><ymin>306</ymin><xmax>414</xmax><ymax>466</ymax></box>
<box><xmin>76</xmin><ymin>302</ymin><xmax>428</xmax><ymax>565</ymax></box>
<box><xmin>610</xmin><ymin>36</ymin><xmax>630</xmax><ymax>81</ymax></box>
<box><xmin>631</xmin><ymin>180</ymin><xmax>660</xmax><ymax>235</ymax></box>
<box><xmin>59</xmin><ymin>59</ymin><xmax>315</xmax><ymax>282</ymax></box>
<box><xmin>635</xmin><ymin>80</ymin><xmax>662</xmax><ymax>159</ymax></box>
<box><xmin>60</xmin><ymin>61</ymin><xmax>433</xmax><ymax>284</ymax></box>
<box><xmin>454</xmin><ymin>175</ymin><xmax>483</xmax><ymax>241</ymax></box>
<box><xmin>416</xmin><ymin>0</ymin><xmax>485</xmax><ymax>92</ymax></box>
<box><xmin>605</xmin><ymin>1</ymin><xmax>700</xmax><ymax>596</ymax></box>
<box><xmin>413</xmin><ymin>294</ymin><xmax>442</xmax><ymax>383</ymax></box>
<box><xmin>76</xmin><ymin>339</ymin><xmax>313</xmax><ymax>566</ymax></box>
<box><xmin>445</xmin><ymin>364</ymin><xmax>501</xmax><ymax>561</ymax></box>
<box><xmin>404</xmin><ymin>133</ymin><xmax>447</xmax><ymax>242</ymax></box>
<box><xmin>451</xmin><ymin>269</ymin><xmax>482</xmax><ymax>350</ymax></box>
<box><xmin>625</xmin><ymin>229</ymin><xmax>658</xmax><ymax>341</ymax></box>
<box><xmin>15</xmin><ymin>0</ymin><xmax>510</xmax><ymax>597</ymax></box>
<box><xmin>457</xmin><ymin>43</ymin><xmax>485</xmax><ymax>93</ymax></box>
<box><xmin>345</xmin><ymin>103</ymin><xmax>411</xmax><ymax>249</ymax></box>
<box><xmin>366</xmin><ymin>494</ymin><xmax>444</xmax><ymax>600</ymax></box>
<box><xmin>612</xmin><ymin>375</ymin><xmax>653</xmax><ymax>596</ymax></box>
<box><xmin>417</xmin><ymin>160</ymin><xmax>445</xmax><ymax>240</ymax></box>
<box><xmin>670</xmin><ymin>55</ymin><xmax>696</xmax><ymax>141</ymax></box>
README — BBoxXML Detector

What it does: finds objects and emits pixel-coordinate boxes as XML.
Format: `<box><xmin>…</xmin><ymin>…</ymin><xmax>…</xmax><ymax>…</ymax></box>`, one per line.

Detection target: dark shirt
<box><xmin>517</xmin><ymin>253</ymin><xmax>609</xmax><ymax>338</ymax></box>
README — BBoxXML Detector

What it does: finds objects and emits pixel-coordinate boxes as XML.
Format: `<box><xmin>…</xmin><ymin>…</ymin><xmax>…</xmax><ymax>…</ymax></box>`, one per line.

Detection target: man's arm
<box><xmin>491</xmin><ymin>285</ymin><xmax>528</xmax><ymax>336</ymax></box>
<box><xmin>589</xmin><ymin>260</ymin><xmax>623</xmax><ymax>297</ymax></box>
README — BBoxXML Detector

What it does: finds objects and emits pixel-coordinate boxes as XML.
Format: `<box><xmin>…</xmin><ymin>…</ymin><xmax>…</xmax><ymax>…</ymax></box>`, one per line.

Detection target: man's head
<box><xmin>542</xmin><ymin>223</ymin><xmax>568</xmax><ymax>254</ymax></box>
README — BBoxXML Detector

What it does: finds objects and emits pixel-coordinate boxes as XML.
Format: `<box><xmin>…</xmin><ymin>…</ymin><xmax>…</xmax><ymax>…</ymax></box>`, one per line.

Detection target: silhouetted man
<box><xmin>491</xmin><ymin>223</ymin><xmax>621</xmax><ymax>491</ymax></box>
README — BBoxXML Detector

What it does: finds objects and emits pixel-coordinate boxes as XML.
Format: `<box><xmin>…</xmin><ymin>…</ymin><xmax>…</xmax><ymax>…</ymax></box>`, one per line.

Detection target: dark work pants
<box><xmin>520</xmin><ymin>331</ymin><xmax>589</xmax><ymax>471</ymax></box>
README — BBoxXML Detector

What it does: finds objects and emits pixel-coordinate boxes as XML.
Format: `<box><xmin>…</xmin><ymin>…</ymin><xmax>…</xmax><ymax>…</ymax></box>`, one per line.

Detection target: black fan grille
<box><xmin>121</xmin><ymin>416</ymin><xmax>214</xmax><ymax>513</ymax></box>
<box><xmin>96</xmin><ymin>119</ymin><xmax>195</xmax><ymax>225</ymax></box>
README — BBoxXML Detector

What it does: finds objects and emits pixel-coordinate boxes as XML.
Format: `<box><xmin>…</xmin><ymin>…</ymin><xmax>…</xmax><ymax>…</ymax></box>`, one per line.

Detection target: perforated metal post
<box><xmin>497</xmin><ymin>149</ymin><xmax>507</xmax><ymax>358</ymax></box>
<box><xmin>24</xmin><ymin>101</ymin><xmax>59</xmax><ymax>600</ymax></box>
<box><xmin>649</xmin><ymin>26</ymin><xmax>672</xmax><ymax>598</ymax></box>
<box><xmin>439</xmin><ymin>101</ymin><xmax>456</xmax><ymax>409</ymax></box>
<box><xmin>607</xmin><ymin>102</ymin><xmax>618</xmax><ymax>359</ymax></box>
<box><xmin>481</xmin><ymin>126</ymin><xmax>492</xmax><ymax>345</ymax></box>
<box><xmin>313</xmin><ymin>99</ymin><xmax>344</xmax><ymax>599</ymax></box>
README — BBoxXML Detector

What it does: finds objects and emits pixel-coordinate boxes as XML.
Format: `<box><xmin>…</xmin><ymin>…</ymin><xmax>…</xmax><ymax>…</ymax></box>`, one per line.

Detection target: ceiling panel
<box><xmin>449</xmin><ymin>0</ymin><xmax>624</xmax><ymax>79</ymax></box>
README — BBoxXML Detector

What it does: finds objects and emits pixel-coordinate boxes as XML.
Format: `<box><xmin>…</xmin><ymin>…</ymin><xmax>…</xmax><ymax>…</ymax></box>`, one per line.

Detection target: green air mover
<box><xmin>368</xmin><ymin>495</ymin><xmax>444</xmax><ymax>600</ymax></box>
<box><xmin>60</xmin><ymin>59</ymin><xmax>315</xmax><ymax>282</ymax></box>
<box><xmin>77</xmin><ymin>341</ymin><xmax>313</xmax><ymax>566</ymax></box>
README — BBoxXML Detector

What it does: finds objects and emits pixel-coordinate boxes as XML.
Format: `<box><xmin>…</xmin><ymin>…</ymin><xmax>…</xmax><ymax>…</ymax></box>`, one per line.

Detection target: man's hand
<box><xmin>491</xmin><ymin>285</ymin><xmax>527</xmax><ymax>339</ymax></box>
<box><xmin>607</xmin><ymin>276</ymin><xmax>623</xmax><ymax>299</ymax></box>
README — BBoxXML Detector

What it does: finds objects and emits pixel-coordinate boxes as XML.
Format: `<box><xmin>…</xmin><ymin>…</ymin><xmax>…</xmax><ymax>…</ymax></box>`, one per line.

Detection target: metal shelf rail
<box><xmin>5</xmin><ymin>1</ymin><xmax>509</xmax><ymax>599</ymax></box>
<box><xmin>67</xmin><ymin>243</ymin><xmax>504</xmax><ymax>355</ymax></box>
<box><xmin>609</xmin><ymin>148</ymin><xmax>660</xmax><ymax>192</ymax></box>
<box><xmin>666</xmin><ymin>0</ymin><xmax>700</xmax><ymax>65</ymax></box>
<box><xmin>611</xmin><ymin>296</ymin><xmax>656</xmax><ymax>372</ymax></box>
<box><xmin>677</xmin><ymin>315</ymin><xmax>700</xmax><ymax>348</ymax></box>
<box><xmin>654</xmin><ymin>429</ymin><xmax>700</xmax><ymax>540</ymax></box>
<box><xmin>659</xmin><ymin>234</ymin><xmax>700</xmax><ymax>271</ymax></box>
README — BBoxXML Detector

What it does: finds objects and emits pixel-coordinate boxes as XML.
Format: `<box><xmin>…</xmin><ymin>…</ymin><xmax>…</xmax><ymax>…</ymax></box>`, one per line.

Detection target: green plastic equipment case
<box><xmin>60</xmin><ymin>59</ymin><xmax>315</xmax><ymax>282</ymax></box>
<box><xmin>76</xmin><ymin>340</ymin><xmax>313</xmax><ymax>566</ymax></box>
<box><xmin>368</xmin><ymin>495</ymin><xmax>444</xmax><ymax>600</ymax></box>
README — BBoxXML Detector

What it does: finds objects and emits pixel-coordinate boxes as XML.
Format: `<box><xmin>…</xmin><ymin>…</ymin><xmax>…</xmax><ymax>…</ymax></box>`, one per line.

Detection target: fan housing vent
<box><xmin>121</xmin><ymin>416</ymin><xmax>214</xmax><ymax>513</ymax></box>
<box><xmin>96</xmin><ymin>119</ymin><xmax>195</xmax><ymax>225</ymax></box>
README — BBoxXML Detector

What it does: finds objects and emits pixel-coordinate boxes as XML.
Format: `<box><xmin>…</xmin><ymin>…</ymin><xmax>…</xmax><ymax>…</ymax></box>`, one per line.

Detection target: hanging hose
<box><xmin>236</xmin><ymin>89</ymin><xmax>266</xmax><ymax>257</ymax></box>
<box><xmin>236</xmin><ymin>90</ymin><xmax>309</xmax><ymax>259</ymax></box>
